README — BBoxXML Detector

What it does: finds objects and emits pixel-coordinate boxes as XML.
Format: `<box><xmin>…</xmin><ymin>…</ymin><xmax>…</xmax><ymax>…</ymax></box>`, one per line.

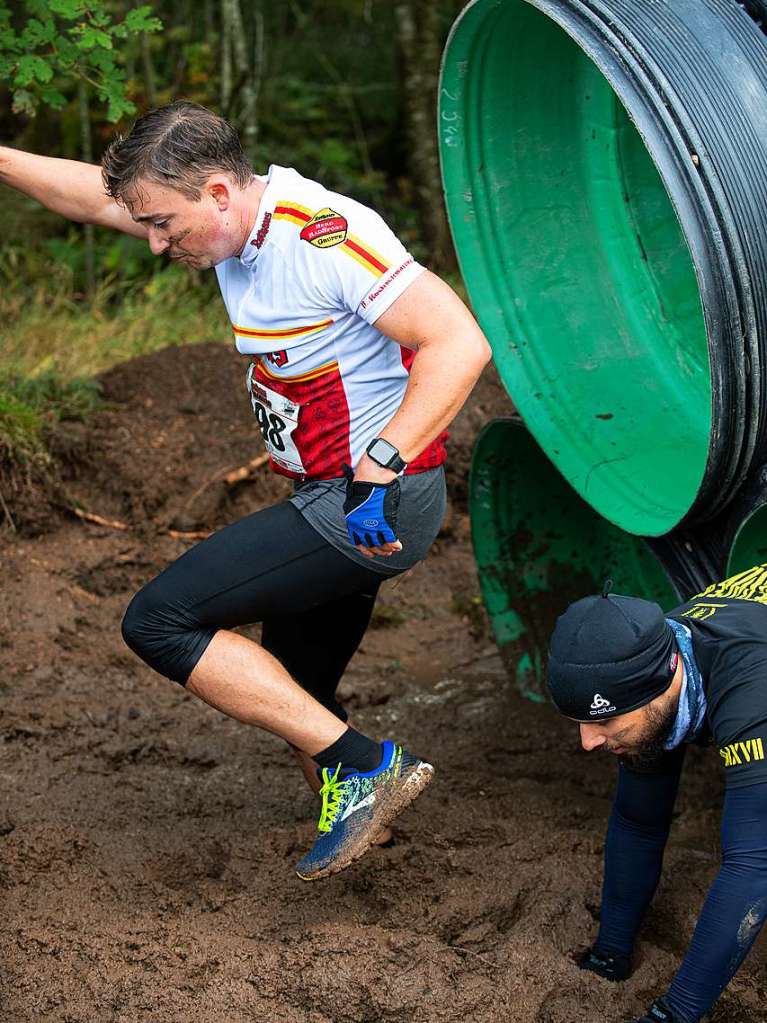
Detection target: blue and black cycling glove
<box><xmin>343</xmin><ymin>476</ymin><xmax>401</xmax><ymax>549</ymax></box>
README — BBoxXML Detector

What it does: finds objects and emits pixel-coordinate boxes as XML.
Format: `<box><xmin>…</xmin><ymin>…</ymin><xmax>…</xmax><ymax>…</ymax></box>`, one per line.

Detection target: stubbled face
<box><xmin>122</xmin><ymin>176</ymin><xmax>243</xmax><ymax>270</ymax></box>
<box><xmin>577</xmin><ymin>661</ymin><xmax>683</xmax><ymax>766</ymax></box>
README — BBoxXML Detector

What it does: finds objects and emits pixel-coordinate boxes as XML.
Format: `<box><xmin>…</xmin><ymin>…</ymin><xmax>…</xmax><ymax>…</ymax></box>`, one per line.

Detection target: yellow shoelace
<box><xmin>317</xmin><ymin>764</ymin><xmax>349</xmax><ymax>833</ymax></box>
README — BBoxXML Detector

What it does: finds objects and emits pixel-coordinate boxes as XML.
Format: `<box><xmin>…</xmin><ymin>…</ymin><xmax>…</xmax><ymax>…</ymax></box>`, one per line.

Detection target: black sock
<box><xmin>314</xmin><ymin>727</ymin><xmax>383</xmax><ymax>774</ymax></box>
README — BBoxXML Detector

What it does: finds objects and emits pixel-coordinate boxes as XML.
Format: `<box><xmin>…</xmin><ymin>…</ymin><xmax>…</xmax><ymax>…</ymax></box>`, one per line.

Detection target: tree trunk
<box><xmin>394</xmin><ymin>0</ymin><xmax>456</xmax><ymax>272</ymax></box>
<box><xmin>220</xmin><ymin>0</ymin><xmax>233</xmax><ymax>114</ymax></box>
<box><xmin>226</xmin><ymin>0</ymin><xmax>263</xmax><ymax>160</ymax></box>
<box><xmin>141</xmin><ymin>31</ymin><xmax>157</xmax><ymax>108</ymax></box>
<box><xmin>78</xmin><ymin>77</ymin><xmax>96</xmax><ymax>300</ymax></box>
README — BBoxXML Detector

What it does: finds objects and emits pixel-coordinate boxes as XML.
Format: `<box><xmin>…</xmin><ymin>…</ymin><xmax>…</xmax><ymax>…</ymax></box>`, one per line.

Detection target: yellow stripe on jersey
<box><xmin>341</xmin><ymin>232</ymin><xmax>390</xmax><ymax>276</ymax></box>
<box><xmin>257</xmin><ymin>358</ymin><xmax>339</xmax><ymax>383</ymax></box>
<box><xmin>273</xmin><ymin>201</ymin><xmax>314</xmax><ymax>228</ymax></box>
<box><xmin>273</xmin><ymin>199</ymin><xmax>392</xmax><ymax>278</ymax></box>
<box><xmin>233</xmin><ymin>318</ymin><xmax>334</xmax><ymax>340</ymax></box>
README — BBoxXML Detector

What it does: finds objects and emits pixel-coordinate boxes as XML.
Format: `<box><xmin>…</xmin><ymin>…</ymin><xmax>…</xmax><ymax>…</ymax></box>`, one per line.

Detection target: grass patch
<box><xmin>0</xmin><ymin>371</ymin><xmax>104</xmax><ymax>467</ymax></box>
<box><xmin>2</xmin><ymin>266</ymin><xmax>230</xmax><ymax>382</ymax></box>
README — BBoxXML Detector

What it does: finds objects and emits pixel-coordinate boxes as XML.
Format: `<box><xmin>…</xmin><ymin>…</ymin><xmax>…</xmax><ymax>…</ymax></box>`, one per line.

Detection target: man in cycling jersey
<box><xmin>0</xmin><ymin>101</ymin><xmax>491</xmax><ymax>880</ymax></box>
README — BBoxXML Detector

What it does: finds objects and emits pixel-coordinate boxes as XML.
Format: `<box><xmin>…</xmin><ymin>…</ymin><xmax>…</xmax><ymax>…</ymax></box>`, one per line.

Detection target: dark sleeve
<box><xmin>663</xmin><ymin>781</ymin><xmax>767</xmax><ymax>1022</ymax></box>
<box><xmin>595</xmin><ymin>746</ymin><xmax>686</xmax><ymax>956</ymax></box>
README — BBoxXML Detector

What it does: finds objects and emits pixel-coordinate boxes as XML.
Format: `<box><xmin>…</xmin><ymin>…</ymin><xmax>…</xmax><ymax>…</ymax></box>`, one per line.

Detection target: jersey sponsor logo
<box><xmin>678</xmin><ymin>602</ymin><xmax>728</xmax><ymax>621</ymax></box>
<box><xmin>274</xmin><ymin>198</ymin><xmax>391</xmax><ymax>275</ymax></box>
<box><xmin>266</xmin><ymin>349</ymin><xmax>289</xmax><ymax>368</ymax></box>
<box><xmin>253</xmin><ymin>211</ymin><xmax>272</xmax><ymax>249</ymax></box>
<box><xmin>719</xmin><ymin>737</ymin><xmax>766</xmax><ymax>767</ymax></box>
<box><xmin>359</xmin><ymin>257</ymin><xmax>415</xmax><ymax>311</ymax></box>
<box><xmin>300</xmin><ymin>207</ymin><xmax>348</xmax><ymax>248</ymax></box>
<box><xmin>590</xmin><ymin>693</ymin><xmax>617</xmax><ymax>716</ymax></box>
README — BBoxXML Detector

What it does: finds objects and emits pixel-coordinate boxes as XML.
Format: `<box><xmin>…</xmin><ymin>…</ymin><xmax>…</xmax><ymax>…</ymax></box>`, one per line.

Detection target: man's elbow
<box><xmin>470</xmin><ymin>332</ymin><xmax>493</xmax><ymax>373</ymax></box>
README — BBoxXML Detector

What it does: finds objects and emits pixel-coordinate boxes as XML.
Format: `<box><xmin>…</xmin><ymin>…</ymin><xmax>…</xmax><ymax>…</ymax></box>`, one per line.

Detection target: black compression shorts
<box><xmin>121</xmin><ymin>502</ymin><xmax>385</xmax><ymax>719</ymax></box>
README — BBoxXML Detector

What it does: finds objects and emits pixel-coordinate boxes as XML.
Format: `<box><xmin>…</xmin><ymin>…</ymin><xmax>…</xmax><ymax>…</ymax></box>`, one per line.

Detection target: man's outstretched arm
<box><xmin>581</xmin><ymin>748</ymin><xmax>686</xmax><ymax>975</ymax></box>
<box><xmin>650</xmin><ymin>781</ymin><xmax>767</xmax><ymax>1022</ymax></box>
<box><xmin>0</xmin><ymin>147</ymin><xmax>147</xmax><ymax>238</ymax></box>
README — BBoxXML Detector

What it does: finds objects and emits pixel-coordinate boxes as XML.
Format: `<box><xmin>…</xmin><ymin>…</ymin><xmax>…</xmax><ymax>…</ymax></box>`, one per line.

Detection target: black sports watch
<box><xmin>366</xmin><ymin>437</ymin><xmax>407</xmax><ymax>474</ymax></box>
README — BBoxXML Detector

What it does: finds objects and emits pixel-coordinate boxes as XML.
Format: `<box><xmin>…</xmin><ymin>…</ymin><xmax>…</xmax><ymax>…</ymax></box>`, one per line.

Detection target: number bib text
<box><xmin>246</xmin><ymin>363</ymin><xmax>306</xmax><ymax>475</ymax></box>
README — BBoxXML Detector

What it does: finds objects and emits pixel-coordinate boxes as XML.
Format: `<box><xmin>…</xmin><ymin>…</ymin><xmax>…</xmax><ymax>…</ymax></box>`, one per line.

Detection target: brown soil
<box><xmin>0</xmin><ymin>345</ymin><xmax>764</xmax><ymax>1023</ymax></box>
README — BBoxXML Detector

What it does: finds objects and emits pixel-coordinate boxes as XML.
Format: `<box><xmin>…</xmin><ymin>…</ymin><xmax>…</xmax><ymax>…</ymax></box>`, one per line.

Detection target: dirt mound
<box><xmin>3</xmin><ymin>342</ymin><xmax>510</xmax><ymax>537</ymax></box>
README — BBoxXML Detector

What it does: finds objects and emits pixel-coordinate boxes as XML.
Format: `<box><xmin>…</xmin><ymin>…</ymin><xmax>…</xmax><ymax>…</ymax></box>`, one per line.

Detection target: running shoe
<box><xmin>295</xmin><ymin>740</ymin><xmax>433</xmax><ymax>881</ymax></box>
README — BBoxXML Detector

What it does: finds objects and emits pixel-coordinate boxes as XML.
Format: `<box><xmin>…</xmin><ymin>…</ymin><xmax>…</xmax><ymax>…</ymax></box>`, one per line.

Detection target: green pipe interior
<box><xmin>470</xmin><ymin>419</ymin><xmax>678</xmax><ymax>701</ymax></box>
<box><xmin>442</xmin><ymin>0</ymin><xmax>710</xmax><ymax>536</ymax></box>
<box><xmin>727</xmin><ymin>505</ymin><xmax>767</xmax><ymax>575</ymax></box>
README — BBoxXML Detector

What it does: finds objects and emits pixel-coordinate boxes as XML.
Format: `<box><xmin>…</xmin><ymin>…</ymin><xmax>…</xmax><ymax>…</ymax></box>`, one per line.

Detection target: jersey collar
<box><xmin>238</xmin><ymin>166</ymin><xmax>278</xmax><ymax>269</ymax></box>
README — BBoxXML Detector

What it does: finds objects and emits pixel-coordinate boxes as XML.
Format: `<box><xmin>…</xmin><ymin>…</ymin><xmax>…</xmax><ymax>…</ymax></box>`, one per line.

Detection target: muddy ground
<box><xmin>0</xmin><ymin>344</ymin><xmax>765</xmax><ymax>1023</ymax></box>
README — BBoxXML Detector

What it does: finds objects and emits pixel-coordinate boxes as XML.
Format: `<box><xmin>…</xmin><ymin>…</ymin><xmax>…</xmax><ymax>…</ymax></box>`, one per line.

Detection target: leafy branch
<box><xmin>0</xmin><ymin>1</ymin><xmax>162</xmax><ymax>121</ymax></box>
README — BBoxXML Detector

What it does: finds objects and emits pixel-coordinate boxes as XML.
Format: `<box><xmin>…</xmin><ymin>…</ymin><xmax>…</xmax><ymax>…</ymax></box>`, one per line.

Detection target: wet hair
<box><xmin>101</xmin><ymin>101</ymin><xmax>253</xmax><ymax>203</ymax></box>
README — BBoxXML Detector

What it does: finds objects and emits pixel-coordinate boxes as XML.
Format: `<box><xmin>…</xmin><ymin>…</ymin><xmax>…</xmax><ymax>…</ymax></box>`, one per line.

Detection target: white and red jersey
<box><xmin>214</xmin><ymin>165</ymin><xmax>447</xmax><ymax>480</ymax></box>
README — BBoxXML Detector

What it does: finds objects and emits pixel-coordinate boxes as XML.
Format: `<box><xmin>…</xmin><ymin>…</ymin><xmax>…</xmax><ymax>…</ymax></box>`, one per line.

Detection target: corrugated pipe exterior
<box><xmin>441</xmin><ymin>0</ymin><xmax>767</xmax><ymax>537</ymax></box>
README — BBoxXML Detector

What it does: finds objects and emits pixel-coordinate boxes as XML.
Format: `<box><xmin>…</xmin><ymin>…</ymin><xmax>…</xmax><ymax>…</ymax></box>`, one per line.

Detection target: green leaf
<box><xmin>20</xmin><ymin>18</ymin><xmax>57</xmax><ymax>48</ymax></box>
<box><xmin>125</xmin><ymin>6</ymin><xmax>163</xmax><ymax>34</ymax></box>
<box><xmin>54</xmin><ymin>36</ymin><xmax>79</xmax><ymax>66</ymax></box>
<box><xmin>39</xmin><ymin>84</ymin><xmax>67</xmax><ymax>109</ymax></box>
<box><xmin>76</xmin><ymin>27</ymin><xmax>114</xmax><ymax>51</ymax></box>
<box><xmin>0</xmin><ymin>26</ymin><xmax>18</xmax><ymax>50</ymax></box>
<box><xmin>47</xmin><ymin>0</ymin><xmax>88</xmax><ymax>17</ymax></box>
<box><xmin>106</xmin><ymin>92</ymin><xmax>136</xmax><ymax>123</ymax></box>
<box><xmin>14</xmin><ymin>54</ymin><xmax>54</xmax><ymax>86</ymax></box>
<box><xmin>88</xmin><ymin>48</ymin><xmax>118</xmax><ymax>73</ymax></box>
<box><xmin>11</xmin><ymin>88</ymin><xmax>37</xmax><ymax>117</ymax></box>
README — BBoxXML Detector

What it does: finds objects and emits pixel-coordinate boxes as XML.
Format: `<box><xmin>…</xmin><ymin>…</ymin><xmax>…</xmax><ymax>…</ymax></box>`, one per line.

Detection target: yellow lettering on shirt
<box><xmin>679</xmin><ymin>602</ymin><xmax>728</xmax><ymax>621</ymax></box>
<box><xmin>719</xmin><ymin>738</ymin><xmax>766</xmax><ymax>768</ymax></box>
<box><xmin>695</xmin><ymin>564</ymin><xmax>767</xmax><ymax>605</ymax></box>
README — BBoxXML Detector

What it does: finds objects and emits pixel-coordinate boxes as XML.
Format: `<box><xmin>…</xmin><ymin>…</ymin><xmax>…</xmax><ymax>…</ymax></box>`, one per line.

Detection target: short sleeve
<box><xmin>298</xmin><ymin>195</ymin><xmax>426</xmax><ymax>324</ymax></box>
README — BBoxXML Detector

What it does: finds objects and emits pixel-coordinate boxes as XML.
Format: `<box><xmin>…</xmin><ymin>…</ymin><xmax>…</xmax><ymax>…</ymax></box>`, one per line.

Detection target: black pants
<box><xmin>122</xmin><ymin>503</ymin><xmax>384</xmax><ymax>720</ymax></box>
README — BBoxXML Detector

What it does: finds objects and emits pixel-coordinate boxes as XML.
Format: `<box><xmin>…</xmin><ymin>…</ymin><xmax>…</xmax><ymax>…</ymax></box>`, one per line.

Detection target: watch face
<box><xmin>369</xmin><ymin>439</ymin><xmax>398</xmax><ymax>466</ymax></box>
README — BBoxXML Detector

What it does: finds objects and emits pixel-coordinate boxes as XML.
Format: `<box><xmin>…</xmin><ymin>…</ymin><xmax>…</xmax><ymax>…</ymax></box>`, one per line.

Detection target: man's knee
<box><xmin>121</xmin><ymin>580</ymin><xmax>214</xmax><ymax>684</ymax></box>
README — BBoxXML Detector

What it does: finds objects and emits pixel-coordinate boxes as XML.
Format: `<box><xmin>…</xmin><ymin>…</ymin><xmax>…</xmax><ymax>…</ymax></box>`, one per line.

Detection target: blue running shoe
<box><xmin>295</xmin><ymin>740</ymin><xmax>434</xmax><ymax>881</ymax></box>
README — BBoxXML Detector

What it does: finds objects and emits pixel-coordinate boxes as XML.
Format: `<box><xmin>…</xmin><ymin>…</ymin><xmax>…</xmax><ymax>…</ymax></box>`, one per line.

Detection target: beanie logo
<box><xmin>590</xmin><ymin>693</ymin><xmax>616</xmax><ymax>716</ymax></box>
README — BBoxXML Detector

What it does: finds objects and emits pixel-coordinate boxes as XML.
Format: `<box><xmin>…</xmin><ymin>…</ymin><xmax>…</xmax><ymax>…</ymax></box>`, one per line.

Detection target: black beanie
<box><xmin>546</xmin><ymin>592</ymin><xmax>677</xmax><ymax>721</ymax></box>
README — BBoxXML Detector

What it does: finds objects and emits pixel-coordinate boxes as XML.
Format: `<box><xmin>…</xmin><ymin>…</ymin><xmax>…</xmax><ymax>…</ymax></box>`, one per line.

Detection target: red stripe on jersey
<box><xmin>274</xmin><ymin>204</ymin><xmax>312</xmax><ymax>222</ymax></box>
<box><xmin>400</xmin><ymin>346</ymin><xmax>448</xmax><ymax>474</ymax></box>
<box><xmin>234</xmin><ymin>318</ymin><xmax>334</xmax><ymax>339</ymax></box>
<box><xmin>342</xmin><ymin>238</ymin><xmax>389</xmax><ymax>275</ymax></box>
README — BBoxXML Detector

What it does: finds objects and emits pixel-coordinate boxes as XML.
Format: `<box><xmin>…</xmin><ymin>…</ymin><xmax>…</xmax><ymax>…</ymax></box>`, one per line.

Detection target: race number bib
<box><xmin>246</xmin><ymin>363</ymin><xmax>305</xmax><ymax>474</ymax></box>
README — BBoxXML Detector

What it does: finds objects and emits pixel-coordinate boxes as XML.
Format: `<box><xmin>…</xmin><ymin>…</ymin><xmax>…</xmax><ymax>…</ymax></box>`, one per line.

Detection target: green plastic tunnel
<box><xmin>470</xmin><ymin>419</ymin><xmax>678</xmax><ymax>700</ymax></box>
<box><xmin>441</xmin><ymin>0</ymin><xmax>713</xmax><ymax>537</ymax></box>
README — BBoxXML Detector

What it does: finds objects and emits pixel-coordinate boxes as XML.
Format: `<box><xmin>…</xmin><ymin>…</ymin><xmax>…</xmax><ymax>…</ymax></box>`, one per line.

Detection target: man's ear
<box><xmin>208</xmin><ymin>179</ymin><xmax>232</xmax><ymax>210</ymax></box>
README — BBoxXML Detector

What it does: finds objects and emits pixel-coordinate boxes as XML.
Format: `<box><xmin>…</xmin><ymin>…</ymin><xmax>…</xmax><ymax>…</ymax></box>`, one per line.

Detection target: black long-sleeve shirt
<box><xmin>594</xmin><ymin>566</ymin><xmax>767</xmax><ymax>1021</ymax></box>
<box><xmin>596</xmin><ymin>755</ymin><xmax>767</xmax><ymax>1021</ymax></box>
